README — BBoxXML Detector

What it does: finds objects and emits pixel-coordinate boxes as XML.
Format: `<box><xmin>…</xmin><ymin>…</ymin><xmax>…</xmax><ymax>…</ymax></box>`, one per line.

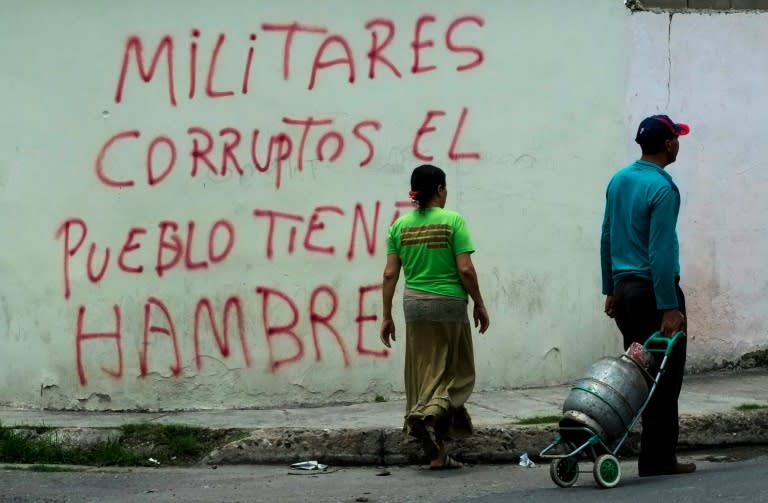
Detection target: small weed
<box><xmin>515</xmin><ymin>415</ymin><xmax>561</xmax><ymax>425</ymax></box>
<box><xmin>735</xmin><ymin>403</ymin><xmax>768</xmax><ymax>411</ymax></box>
<box><xmin>374</xmin><ymin>395</ymin><xmax>386</xmax><ymax>403</ymax></box>
<box><xmin>120</xmin><ymin>424</ymin><xmax>206</xmax><ymax>462</ymax></box>
<box><xmin>89</xmin><ymin>440</ymin><xmax>145</xmax><ymax>466</ymax></box>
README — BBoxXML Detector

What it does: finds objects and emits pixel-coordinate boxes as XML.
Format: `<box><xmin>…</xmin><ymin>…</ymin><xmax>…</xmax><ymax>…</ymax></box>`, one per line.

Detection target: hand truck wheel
<box><xmin>593</xmin><ymin>454</ymin><xmax>621</xmax><ymax>488</ymax></box>
<box><xmin>550</xmin><ymin>457</ymin><xmax>579</xmax><ymax>488</ymax></box>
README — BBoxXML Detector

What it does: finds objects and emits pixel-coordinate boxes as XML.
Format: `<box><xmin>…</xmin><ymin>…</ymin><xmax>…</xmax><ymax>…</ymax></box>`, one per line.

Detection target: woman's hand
<box><xmin>380</xmin><ymin>319</ymin><xmax>396</xmax><ymax>348</ymax></box>
<box><xmin>473</xmin><ymin>304</ymin><xmax>490</xmax><ymax>334</ymax></box>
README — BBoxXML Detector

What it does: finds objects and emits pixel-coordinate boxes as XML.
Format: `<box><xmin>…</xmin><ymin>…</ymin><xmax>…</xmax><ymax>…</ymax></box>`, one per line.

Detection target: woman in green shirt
<box><xmin>380</xmin><ymin>164</ymin><xmax>490</xmax><ymax>470</ymax></box>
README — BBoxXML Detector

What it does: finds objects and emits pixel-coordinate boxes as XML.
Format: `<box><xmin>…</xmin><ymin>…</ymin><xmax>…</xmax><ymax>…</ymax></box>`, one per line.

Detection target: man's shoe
<box><xmin>639</xmin><ymin>462</ymin><xmax>697</xmax><ymax>477</ymax></box>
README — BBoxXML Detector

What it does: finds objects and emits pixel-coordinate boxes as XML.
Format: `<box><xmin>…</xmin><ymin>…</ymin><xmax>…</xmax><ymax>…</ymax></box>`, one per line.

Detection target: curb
<box><xmin>203</xmin><ymin>409</ymin><xmax>768</xmax><ymax>466</ymax></box>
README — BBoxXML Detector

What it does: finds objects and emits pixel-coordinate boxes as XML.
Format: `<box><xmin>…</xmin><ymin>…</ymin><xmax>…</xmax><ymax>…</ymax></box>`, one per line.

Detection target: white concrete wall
<box><xmin>7</xmin><ymin>0</ymin><xmax>735</xmax><ymax>411</ymax></box>
<box><xmin>627</xmin><ymin>10</ymin><xmax>768</xmax><ymax>371</ymax></box>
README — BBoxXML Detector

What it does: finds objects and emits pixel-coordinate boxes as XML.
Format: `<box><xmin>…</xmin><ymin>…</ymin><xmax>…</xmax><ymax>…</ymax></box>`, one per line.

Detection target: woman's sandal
<box><xmin>429</xmin><ymin>454</ymin><xmax>463</xmax><ymax>470</ymax></box>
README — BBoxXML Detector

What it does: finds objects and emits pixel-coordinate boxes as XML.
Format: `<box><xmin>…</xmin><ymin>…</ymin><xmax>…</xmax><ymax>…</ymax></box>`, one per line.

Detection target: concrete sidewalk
<box><xmin>2</xmin><ymin>369</ymin><xmax>767</xmax><ymax>466</ymax></box>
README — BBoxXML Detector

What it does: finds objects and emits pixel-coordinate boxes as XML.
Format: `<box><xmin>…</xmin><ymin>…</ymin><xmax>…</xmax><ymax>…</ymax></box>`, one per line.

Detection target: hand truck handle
<box><xmin>643</xmin><ymin>331</ymin><xmax>685</xmax><ymax>356</ymax></box>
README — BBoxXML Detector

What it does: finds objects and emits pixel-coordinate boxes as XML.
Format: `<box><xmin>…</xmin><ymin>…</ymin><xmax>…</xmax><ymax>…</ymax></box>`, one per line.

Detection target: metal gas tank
<box><xmin>560</xmin><ymin>356</ymin><xmax>649</xmax><ymax>444</ymax></box>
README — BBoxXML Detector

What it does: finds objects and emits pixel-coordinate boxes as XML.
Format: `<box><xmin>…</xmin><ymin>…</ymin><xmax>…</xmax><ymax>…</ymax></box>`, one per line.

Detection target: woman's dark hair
<box><xmin>410</xmin><ymin>164</ymin><xmax>446</xmax><ymax>210</ymax></box>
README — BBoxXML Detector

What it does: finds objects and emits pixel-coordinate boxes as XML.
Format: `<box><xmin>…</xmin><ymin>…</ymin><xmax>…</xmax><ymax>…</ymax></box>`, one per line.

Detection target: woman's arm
<box><xmin>380</xmin><ymin>253</ymin><xmax>401</xmax><ymax>347</ymax></box>
<box><xmin>456</xmin><ymin>253</ymin><xmax>490</xmax><ymax>333</ymax></box>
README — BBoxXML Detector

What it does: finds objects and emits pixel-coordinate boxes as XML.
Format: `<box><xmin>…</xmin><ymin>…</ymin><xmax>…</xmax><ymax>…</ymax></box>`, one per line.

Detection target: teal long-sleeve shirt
<box><xmin>600</xmin><ymin>160</ymin><xmax>681</xmax><ymax>310</ymax></box>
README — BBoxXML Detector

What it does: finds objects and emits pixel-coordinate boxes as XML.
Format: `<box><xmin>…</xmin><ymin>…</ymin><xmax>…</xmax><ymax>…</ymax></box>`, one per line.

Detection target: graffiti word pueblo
<box><xmin>57</xmin><ymin>200</ymin><xmax>414</xmax><ymax>300</ymax></box>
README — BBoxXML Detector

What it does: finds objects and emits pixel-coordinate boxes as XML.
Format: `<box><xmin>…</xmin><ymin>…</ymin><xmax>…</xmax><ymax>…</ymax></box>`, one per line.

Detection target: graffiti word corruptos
<box><xmin>94</xmin><ymin>107</ymin><xmax>479</xmax><ymax>191</ymax></box>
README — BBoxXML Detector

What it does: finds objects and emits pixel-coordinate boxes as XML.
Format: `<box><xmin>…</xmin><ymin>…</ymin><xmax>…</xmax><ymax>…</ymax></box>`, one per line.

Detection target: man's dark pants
<box><xmin>612</xmin><ymin>276</ymin><xmax>687</xmax><ymax>473</ymax></box>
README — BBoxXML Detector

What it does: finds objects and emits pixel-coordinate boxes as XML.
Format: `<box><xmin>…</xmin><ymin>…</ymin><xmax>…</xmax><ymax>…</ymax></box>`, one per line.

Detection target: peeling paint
<box><xmin>77</xmin><ymin>392</ymin><xmax>112</xmax><ymax>404</ymax></box>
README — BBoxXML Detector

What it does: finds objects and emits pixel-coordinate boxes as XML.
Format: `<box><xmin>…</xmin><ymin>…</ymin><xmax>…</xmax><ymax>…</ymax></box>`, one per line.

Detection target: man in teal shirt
<box><xmin>600</xmin><ymin>114</ymin><xmax>695</xmax><ymax>477</ymax></box>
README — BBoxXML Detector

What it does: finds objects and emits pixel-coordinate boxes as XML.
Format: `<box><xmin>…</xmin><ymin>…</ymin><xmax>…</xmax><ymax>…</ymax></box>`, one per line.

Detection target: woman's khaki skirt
<box><xmin>403</xmin><ymin>288</ymin><xmax>475</xmax><ymax>442</ymax></box>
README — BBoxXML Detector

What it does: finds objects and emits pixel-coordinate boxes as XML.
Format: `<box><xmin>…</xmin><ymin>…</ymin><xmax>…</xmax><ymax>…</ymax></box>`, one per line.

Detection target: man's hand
<box><xmin>604</xmin><ymin>295</ymin><xmax>615</xmax><ymax>318</ymax></box>
<box><xmin>473</xmin><ymin>304</ymin><xmax>490</xmax><ymax>334</ymax></box>
<box><xmin>661</xmin><ymin>309</ymin><xmax>685</xmax><ymax>337</ymax></box>
<box><xmin>380</xmin><ymin>319</ymin><xmax>396</xmax><ymax>348</ymax></box>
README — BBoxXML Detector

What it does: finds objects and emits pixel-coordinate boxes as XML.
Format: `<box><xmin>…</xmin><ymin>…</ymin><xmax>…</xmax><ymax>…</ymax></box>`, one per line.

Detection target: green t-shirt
<box><xmin>386</xmin><ymin>207</ymin><xmax>475</xmax><ymax>300</ymax></box>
